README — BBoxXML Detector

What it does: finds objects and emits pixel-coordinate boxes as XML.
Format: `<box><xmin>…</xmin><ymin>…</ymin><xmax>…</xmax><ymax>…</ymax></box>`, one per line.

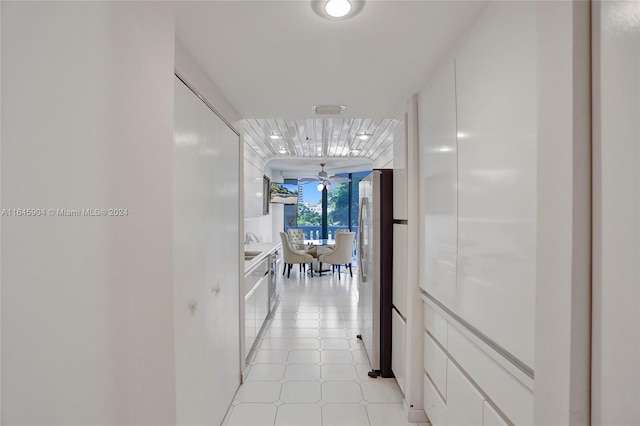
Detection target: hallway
<box><xmin>224</xmin><ymin>270</ymin><xmax>425</xmax><ymax>426</ymax></box>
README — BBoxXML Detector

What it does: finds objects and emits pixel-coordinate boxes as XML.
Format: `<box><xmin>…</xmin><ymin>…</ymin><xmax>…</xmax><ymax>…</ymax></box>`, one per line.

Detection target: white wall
<box><xmin>592</xmin><ymin>1</ymin><xmax>640</xmax><ymax>424</ymax></box>
<box><xmin>1</xmin><ymin>2</ymin><xmax>176</xmax><ymax>424</ymax></box>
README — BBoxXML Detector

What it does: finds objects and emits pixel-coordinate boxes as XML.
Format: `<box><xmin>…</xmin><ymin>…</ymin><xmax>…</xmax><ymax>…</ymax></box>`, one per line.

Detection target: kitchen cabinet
<box><xmin>422</xmin><ymin>298</ymin><xmax>531</xmax><ymax>425</ymax></box>
<box><xmin>244</xmin><ymin>158</ymin><xmax>265</xmax><ymax>217</ymax></box>
<box><xmin>244</xmin><ymin>257</ymin><xmax>269</xmax><ymax>361</ymax></box>
<box><xmin>243</xmin><ymin>242</ymin><xmax>281</xmax><ymax>364</ymax></box>
<box><xmin>418</xmin><ymin>3</ymin><xmax>536</xmax><ymax>425</ymax></box>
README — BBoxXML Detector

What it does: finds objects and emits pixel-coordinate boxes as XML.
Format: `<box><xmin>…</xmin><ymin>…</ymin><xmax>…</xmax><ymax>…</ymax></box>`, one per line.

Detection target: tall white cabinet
<box><xmin>173</xmin><ymin>76</ymin><xmax>241</xmax><ymax>425</ymax></box>
<box><xmin>418</xmin><ymin>2</ymin><xmax>536</xmax><ymax>424</ymax></box>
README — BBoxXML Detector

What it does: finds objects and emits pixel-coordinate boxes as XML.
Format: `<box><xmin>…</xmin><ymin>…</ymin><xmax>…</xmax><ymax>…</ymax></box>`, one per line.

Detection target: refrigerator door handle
<box><xmin>358</xmin><ymin>197</ymin><xmax>368</xmax><ymax>282</ymax></box>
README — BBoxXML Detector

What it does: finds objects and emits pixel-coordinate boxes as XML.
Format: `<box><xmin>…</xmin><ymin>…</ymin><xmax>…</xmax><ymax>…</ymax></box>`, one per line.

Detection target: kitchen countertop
<box><xmin>244</xmin><ymin>241</ymin><xmax>281</xmax><ymax>274</ymax></box>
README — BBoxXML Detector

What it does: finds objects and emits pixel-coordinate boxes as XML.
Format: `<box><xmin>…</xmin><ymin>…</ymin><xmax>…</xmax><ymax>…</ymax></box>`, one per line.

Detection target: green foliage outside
<box><xmin>297</xmin><ymin>203</ymin><xmax>320</xmax><ymax>226</ymax></box>
<box><xmin>328</xmin><ymin>183</ymin><xmax>350</xmax><ymax>226</ymax></box>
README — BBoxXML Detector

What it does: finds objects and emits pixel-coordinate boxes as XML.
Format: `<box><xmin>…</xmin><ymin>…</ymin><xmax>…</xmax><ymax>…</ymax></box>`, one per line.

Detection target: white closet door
<box><xmin>173</xmin><ymin>76</ymin><xmax>240</xmax><ymax>425</ymax></box>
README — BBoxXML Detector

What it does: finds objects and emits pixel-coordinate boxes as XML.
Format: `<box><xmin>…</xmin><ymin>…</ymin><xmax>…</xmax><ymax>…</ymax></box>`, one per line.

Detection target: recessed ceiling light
<box><xmin>325</xmin><ymin>0</ymin><xmax>351</xmax><ymax>17</ymax></box>
<box><xmin>278</xmin><ymin>146</ymin><xmax>287</xmax><ymax>154</ymax></box>
<box><xmin>311</xmin><ymin>0</ymin><xmax>364</xmax><ymax>21</ymax></box>
<box><xmin>350</xmin><ymin>149</ymin><xmax>361</xmax><ymax>154</ymax></box>
<box><xmin>269</xmin><ymin>133</ymin><xmax>281</xmax><ymax>140</ymax></box>
<box><xmin>356</xmin><ymin>132</ymin><xmax>371</xmax><ymax>140</ymax></box>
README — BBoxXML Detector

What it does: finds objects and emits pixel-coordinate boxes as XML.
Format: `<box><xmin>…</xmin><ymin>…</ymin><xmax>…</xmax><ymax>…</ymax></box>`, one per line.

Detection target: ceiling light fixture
<box><xmin>278</xmin><ymin>146</ymin><xmax>287</xmax><ymax>154</ymax></box>
<box><xmin>311</xmin><ymin>0</ymin><xmax>364</xmax><ymax>21</ymax></box>
<box><xmin>356</xmin><ymin>132</ymin><xmax>371</xmax><ymax>140</ymax></box>
<box><xmin>325</xmin><ymin>0</ymin><xmax>351</xmax><ymax>17</ymax></box>
<box><xmin>317</xmin><ymin>180</ymin><xmax>331</xmax><ymax>191</ymax></box>
<box><xmin>269</xmin><ymin>133</ymin><xmax>281</xmax><ymax>140</ymax></box>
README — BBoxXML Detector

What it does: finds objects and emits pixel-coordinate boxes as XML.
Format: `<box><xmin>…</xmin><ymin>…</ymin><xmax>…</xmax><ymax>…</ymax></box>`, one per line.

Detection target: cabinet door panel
<box><xmin>418</xmin><ymin>61</ymin><xmax>458</xmax><ymax>307</ymax></box>
<box><xmin>454</xmin><ymin>1</ymin><xmax>536</xmax><ymax>368</ymax></box>
<box><xmin>255</xmin><ymin>276</ymin><xmax>269</xmax><ymax>328</ymax></box>
<box><xmin>244</xmin><ymin>159</ymin><xmax>263</xmax><ymax>217</ymax></box>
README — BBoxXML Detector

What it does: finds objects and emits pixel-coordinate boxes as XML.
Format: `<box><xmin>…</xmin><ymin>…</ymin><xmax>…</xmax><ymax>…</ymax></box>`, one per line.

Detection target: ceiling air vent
<box><xmin>312</xmin><ymin>105</ymin><xmax>346</xmax><ymax>115</ymax></box>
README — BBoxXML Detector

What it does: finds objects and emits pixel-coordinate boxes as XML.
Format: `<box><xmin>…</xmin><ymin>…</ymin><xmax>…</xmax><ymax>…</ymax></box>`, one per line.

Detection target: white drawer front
<box><xmin>424</xmin><ymin>301</ymin><xmax>448</xmax><ymax>348</ymax></box>
<box><xmin>424</xmin><ymin>331</ymin><xmax>447</xmax><ymax>398</ymax></box>
<box><xmin>446</xmin><ymin>360</ymin><xmax>484</xmax><ymax>426</ymax></box>
<box><xmin>483</xmin><ymin>401</ymin><xmax>509</xmax><ymax>426</ymax></box>
<box><xmin>424</xmin><ymin>373</ymin><xmax>446</xmax><ymax>426</ymax></box>
<box><xmin>447</xmin><ymin>325</ymin><xmax>533</xmax><ymax>425</ymax></box>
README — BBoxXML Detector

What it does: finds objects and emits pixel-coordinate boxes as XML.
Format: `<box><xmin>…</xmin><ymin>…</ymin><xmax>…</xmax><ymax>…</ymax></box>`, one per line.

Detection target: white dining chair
<box><xmin>280</xmin><ymin>232</ymin><xmax>314</xmax><ymax>278</ymax></box>
<box><xmin>318</xmin><ymin>231</ymin><xmax>355</xmax><ymax>279</ymax></box>
<box><xmin>286</xmin><ymin>228</ymin><xmax>305</xmax><ymax>250</ymax></box>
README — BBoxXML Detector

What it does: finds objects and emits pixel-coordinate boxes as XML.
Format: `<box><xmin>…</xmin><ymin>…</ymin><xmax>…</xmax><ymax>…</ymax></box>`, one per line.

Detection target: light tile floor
<box><xmin>223</xmin><ymin>268</ymin><xmax>429</xmax><ymax>426</ymax></box>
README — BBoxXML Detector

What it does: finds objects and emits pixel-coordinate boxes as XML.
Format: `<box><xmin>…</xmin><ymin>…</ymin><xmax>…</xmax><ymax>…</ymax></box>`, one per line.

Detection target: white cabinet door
<box><xmin>418</xmin><ymin>61</ymin><xmax>458</xmax><ymax>307</ymax></box>
<box><xmin>391</xmin><ymin>308</ymin><xmax>406</xmax><ymax>393</ymax></box>
<box><xmin>244</xmin><ymin>158</ymin><xmax>264</xmax><ymax>217</ymax></box>
<box><xmin>174</xmin><ymin>76</ymin><xmax>240</xmax><ymax>425</ymax></box>
<box><xmin>255</xmin><ymin>276</ymin><xmax>270</xmax><ymax>332</ymax></box>
<box><xmin>454</xmin><ymin>1</ymin><xmax>536</xmax><ymax>368</ymax></box>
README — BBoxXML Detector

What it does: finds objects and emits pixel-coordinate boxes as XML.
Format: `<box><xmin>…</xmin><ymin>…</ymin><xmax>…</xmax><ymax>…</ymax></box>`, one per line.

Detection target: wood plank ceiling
<box><xmin>243</xmin><ymin>118</ymin><xmax>401</xmax><ymax>164</ymax></box>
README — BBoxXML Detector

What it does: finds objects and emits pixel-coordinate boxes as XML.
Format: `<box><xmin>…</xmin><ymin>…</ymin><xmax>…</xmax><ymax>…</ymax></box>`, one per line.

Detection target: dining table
<box><xmin>303</xmin><ymin>239</ymin><xmax>335</xmax><ymax>274</ymax></box>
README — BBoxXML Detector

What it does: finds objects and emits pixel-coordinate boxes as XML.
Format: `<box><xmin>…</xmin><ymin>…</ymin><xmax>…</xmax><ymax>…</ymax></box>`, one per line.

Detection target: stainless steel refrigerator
<box><xmin>357</xmin><ymin>169</ymin><xmax>394</xmax><ymax>378</ymax></box>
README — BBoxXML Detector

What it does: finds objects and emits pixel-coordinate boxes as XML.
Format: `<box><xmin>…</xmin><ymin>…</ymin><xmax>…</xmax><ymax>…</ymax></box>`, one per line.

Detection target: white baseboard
<box><xmin>403</xmin><ymin>399</ymin><xmax>429</xmax><ymax>423</ymax></box>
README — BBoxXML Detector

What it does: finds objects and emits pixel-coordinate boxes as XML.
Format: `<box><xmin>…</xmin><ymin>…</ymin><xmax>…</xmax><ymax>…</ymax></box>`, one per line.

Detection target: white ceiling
<box><xmin>243</xmin><ymin>117</ymin><xmax>400</xmax><ymax>164</ymax></box>
<box><xmin>267</xmin><ymin>156</ymin><xmax>374</xmax><ymax>180</ymax></box>
<box><xmin>174</xmin><ymin>0</ymin><xmax>487</xmax><ymax>169</ymax></box>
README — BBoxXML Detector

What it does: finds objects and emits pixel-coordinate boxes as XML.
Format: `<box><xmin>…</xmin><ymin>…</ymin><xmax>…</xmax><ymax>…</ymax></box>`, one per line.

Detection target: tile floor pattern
<box><xmin>223</xmin><ymin>269</ymin><xmax>429</xmax><ymax>426</ymax></box>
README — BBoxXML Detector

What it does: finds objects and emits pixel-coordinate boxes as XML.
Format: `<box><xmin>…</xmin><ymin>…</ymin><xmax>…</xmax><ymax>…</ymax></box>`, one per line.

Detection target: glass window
<box><xmin>283</xmin><ymin>170</ymin><xmax>372</xmax><ymax>243</ymax></box>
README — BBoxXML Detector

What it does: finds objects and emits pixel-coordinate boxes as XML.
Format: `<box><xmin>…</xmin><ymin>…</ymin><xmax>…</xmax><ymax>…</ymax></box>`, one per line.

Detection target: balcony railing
<box><xmin>287</xmin><ymin>225</ymin><xmax>356</xmax><ymax>241</ymax></box>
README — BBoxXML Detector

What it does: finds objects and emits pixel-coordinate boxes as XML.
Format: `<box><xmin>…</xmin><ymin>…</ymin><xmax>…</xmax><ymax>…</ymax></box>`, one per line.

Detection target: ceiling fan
<box><xmin>300</xmin><ymin>163</ymin><xmax>350</xmax><ymax>191</ymax></box>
